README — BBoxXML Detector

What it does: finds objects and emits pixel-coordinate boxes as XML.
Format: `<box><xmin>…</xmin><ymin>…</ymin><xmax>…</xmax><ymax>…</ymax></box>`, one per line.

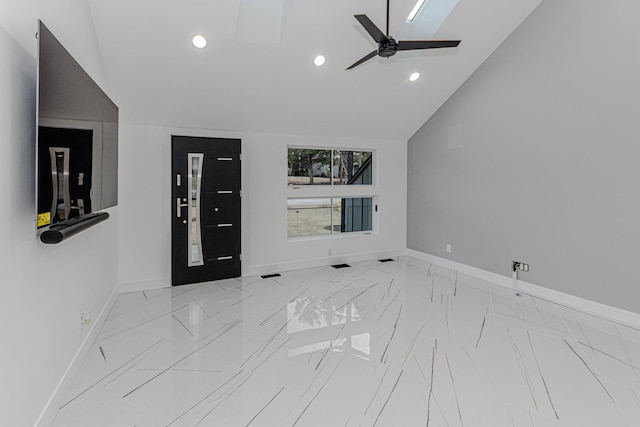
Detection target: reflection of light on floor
<box><xmin>288</xmin><ymin>338</ymin><xmax>344</xmax><ymax>358</ymax></box>
<box><xmin>350</xmin><ymin>333</ymin><xmax>370</xmax><ymax>355</ymax></box>
<box><xmin>189</xmin><ymin>302</ymin><xmax>204</xmax><ymax>325</ymax></box>
<box><xmin>287</xmin><ymin>333</ymin><xmax>370</xmax><ymax>359</ymax></box>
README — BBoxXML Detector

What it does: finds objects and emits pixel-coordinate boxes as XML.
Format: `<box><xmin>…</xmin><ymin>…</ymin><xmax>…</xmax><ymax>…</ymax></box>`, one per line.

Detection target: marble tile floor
<box><xmin>51</xmin><ymin>257</ymin><xmax>640</xmax><ymax>426</ymax></box>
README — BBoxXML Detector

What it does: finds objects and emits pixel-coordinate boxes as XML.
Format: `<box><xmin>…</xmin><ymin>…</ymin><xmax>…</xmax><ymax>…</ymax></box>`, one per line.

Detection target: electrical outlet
<box><xmin>512</xmin><ymin>261</ymin><xmax>529</xmax><ymax>272</ymax></box>
<box><xmin>446</xmin><ymin>244</ymin><xmax>452</xmax><ymax>254</ymax></box>
<box><xmin>80</xmin><ymin>311</ymin><xmax>92</xmax><ymax>327</ymax></box>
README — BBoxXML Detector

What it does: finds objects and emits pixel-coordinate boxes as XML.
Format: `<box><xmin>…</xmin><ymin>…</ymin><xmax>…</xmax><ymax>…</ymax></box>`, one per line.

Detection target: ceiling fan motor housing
<box><xmin>378</xmin><ymin>36</ymin><xmax>398</xmax><ymax>57</ymax></box>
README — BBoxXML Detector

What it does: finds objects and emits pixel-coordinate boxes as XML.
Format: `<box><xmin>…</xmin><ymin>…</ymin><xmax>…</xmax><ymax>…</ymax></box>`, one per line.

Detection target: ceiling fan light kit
<box><xmin>346</xmin><ymin>0</ymin><xmax>461</xmax><ymax>70</ymax></box>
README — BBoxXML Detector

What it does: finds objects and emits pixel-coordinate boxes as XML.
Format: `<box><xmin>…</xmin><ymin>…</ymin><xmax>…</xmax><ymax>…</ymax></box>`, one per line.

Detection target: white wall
<box><xmin>118</xmin><ymin>123</ymin><xmax>407</xmax><ymax>290</ymax></box>
<box><xmin>246</xmin><ymin>132</ymin><xmax>407</xmax><ymax>274</ymax></box>
<box><xmin>407</xmin><ymin>0</ymin><xmax>640</xmax><ymax>314</ymax></box>
<box><xmin>0</xmin><ymin>1</ymin><xmax>118</xmax><ymax>425</ymax></box>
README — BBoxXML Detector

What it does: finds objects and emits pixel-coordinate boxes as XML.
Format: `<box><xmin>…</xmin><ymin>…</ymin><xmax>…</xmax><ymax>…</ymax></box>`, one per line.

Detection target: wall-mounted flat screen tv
<box><xmin>36</xmin><ymin>20</ymin><xmax>118</xmax><ymax>229</ymax></box>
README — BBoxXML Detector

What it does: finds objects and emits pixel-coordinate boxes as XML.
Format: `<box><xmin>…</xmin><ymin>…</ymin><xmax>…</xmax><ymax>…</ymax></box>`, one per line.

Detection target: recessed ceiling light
<box><xmin>407</xmin><ymin>0</ymin><xmax>427</xmax><ymax>21</ymax></box>
<box><xmin>314</xmin><ymin>55</ymin><xmax>326</xmax><ymax>66</ymax></box>
<box><xmin>192</xmin><ymin>35</ymin><xmax>207</xmax><ymax>49</ymax></box>
<box><xmin>410</xmin><ymin>72</ymin><xmax>421</xmax><ymax>82</ymax></box>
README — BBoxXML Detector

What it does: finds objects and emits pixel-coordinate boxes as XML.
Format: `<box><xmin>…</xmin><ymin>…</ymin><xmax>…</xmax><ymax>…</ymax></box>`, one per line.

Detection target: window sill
<box><xmin>287</xmin><ymin>231</ymin><xmax>376</xmax><ymax>242</ymax></box>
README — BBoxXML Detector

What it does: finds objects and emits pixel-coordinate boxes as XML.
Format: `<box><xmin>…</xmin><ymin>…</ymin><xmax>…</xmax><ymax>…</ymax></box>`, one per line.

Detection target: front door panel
<box><xmin>171</xmin><ymin>136</ymin><xmax>241</xmax><ymax>286</ymax></box>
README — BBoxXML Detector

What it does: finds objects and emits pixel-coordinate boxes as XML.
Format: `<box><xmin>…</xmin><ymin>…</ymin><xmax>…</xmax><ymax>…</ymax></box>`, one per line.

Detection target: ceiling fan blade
<box><xmin>346</xmin><ymin>50</ymin><xmax>378</xmax><ymax>70</ymax></box>
<box><xmin>354</xmin><ymin>15</ymin><xmax>388</xmax><ymax>43</ymax></box>
<box><xmin>397</xmin><ymin>40</ymin><xmax>461</xmax><ymax>50</ymax></box>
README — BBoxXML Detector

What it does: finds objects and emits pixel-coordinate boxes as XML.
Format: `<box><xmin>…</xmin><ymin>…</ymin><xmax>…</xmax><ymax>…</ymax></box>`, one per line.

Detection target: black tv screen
<box><xmin>36</xmin><ymin>20</ymin><xmax>118</xmax><ymax>229</ymax></box>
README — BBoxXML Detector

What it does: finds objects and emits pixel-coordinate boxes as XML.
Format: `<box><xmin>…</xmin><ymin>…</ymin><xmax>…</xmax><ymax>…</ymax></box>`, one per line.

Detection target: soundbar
<box><xmin>40</xmin><ymin>212</ymin><xmax>109</xmax><ymax>244</ymax></box>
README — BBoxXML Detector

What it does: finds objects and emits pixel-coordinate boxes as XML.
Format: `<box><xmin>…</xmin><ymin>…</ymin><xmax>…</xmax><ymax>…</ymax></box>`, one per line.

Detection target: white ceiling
<box><xmin>87</xmin><ymin>0</ymin><xmax>542</xmax><ymax>141</ymax></box>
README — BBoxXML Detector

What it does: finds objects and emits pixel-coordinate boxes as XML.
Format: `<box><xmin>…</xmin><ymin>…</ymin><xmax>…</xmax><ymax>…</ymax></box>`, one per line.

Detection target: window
<box><xmin>287</xmin><ymin>149</ymin><xmax>331</xmax><ymax>185</ymax></box>
<box><xmin>333</xmin><ymin>150</ymin><xmax>372</xmax><ymax>185</ymax></box>
<box><xmin>287</xmin><ymin>198</ymin><xmax>373</xmax><ymax>238</ymax></box>
<box><xmin>287</xmin><ymin>148</ymin><xmax>372</xmax><ymax>186</ymax></box>
<box><xmin>287</xmin><ymin>198</ymin><xmax>332</xmax><ymax>237</ymax></box>
<box><xmin>287</xmin><ymin>147</ymin><xmax>375</xmax><ymax>239</ymax></box>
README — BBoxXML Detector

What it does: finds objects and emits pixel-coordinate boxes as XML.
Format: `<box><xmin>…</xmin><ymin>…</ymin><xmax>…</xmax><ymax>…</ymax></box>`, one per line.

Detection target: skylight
<box><xmin>398</xmin><ymin>0</ymin><xmax>459</xmax><ymax>41</ymax></box>
<box><xmin>407</xmin><ymin>0</ymin><xmax>427</xmax><ymax>21</ymax></box>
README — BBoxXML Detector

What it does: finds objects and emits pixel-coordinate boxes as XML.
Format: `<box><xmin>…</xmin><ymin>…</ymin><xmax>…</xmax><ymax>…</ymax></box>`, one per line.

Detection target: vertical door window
<box><xmin>188</xmin><ymin>153</ymin><xmax>204</xmax><ymax>266</ymax></box>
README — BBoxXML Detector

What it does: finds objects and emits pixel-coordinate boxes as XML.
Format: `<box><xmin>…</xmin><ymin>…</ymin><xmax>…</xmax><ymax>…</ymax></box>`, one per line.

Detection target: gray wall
<box><xmin>408</xmin><ymin>0</ymin><xmax>640</xmax><ymax>313</ymax></box>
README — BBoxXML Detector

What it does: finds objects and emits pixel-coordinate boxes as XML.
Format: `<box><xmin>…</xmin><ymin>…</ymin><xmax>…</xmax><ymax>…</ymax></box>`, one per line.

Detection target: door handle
<box><xmin>176</xmin><ymin>198</ymin><xmax>188</xmax><ymax>218</ymax></box>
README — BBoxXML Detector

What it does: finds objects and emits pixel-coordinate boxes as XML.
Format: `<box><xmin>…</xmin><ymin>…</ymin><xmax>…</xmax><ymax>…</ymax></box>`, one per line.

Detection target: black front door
<box><xmin>171</xmin><ymin>136</ymin><xmax>241</xmax><ymax>286</ymax></box>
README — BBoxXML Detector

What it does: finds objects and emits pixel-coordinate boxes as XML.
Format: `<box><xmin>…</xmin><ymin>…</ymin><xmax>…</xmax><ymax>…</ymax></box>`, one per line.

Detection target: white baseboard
<box><xmin>35</xmin><ymin>284</ymin><xmax>120</xmax><ymax>427</ymax></box>
<box><xmin>405</xmin><ymin>249</ymin><xmax>640</xmax><ymax>329</ymax></box>
<box><xmin>246</xmin><ymin>249</ymin><xmax>406</xmax><ymax>277</ymax></box>
<box><xmin>121</xmin><ymin>251</ymin><xmax>406</xmax><ymax>292</ymax></box>
<box><xmin>119</xmin><ymin>277</ymin><xmax>169</xmax><ymax>294</ymax></box>
<box><xmin>405</xmin><ymin>249</ymin><xmax>513</xmax><ymax>288</ymax></box>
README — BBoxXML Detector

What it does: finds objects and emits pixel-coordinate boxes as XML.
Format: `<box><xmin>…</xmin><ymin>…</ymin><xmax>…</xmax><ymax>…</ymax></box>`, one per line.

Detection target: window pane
<box><xmin>287</xmin><ymin>198</ymin><xmax>332</xmax><ymax>237</ymax></box>
<box><xmin>332</xmin><ymin>151</ymin><xmax>372</xmax><ymax>185</ymax></box>
<box><xmin>287</xmin><ymin>148</ymin><xmax>332</xmax><ymax>185</ymax></box>
<box><xmin>333</xmin><ymin>197</ymin><xmax>373</xmax><ymax>233</ymax></box>
<box><xmin>288</xmin><ymin>197</ymin><xmax>374</xmax><ymax>237</ymax></box>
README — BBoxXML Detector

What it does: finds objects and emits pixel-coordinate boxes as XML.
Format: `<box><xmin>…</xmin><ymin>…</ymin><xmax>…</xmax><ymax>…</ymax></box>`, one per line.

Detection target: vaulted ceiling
<box><xmin>88</xmin><ymin>0</ymin><xmax>541</xmax><ymax>140</ymax></box>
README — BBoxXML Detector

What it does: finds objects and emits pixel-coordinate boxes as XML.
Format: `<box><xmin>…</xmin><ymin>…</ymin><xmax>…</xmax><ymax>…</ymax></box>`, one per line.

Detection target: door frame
<box><xmin>164</xmin><ymin>131</ymin><xmax>247</xmax><ymax>286</ymax></box>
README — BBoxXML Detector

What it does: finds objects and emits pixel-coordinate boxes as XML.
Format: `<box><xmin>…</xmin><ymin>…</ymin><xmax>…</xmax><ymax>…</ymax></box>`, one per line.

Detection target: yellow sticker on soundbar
<box><xmin>37</xmin><ymin>212</ymin><xmax>51</xmax><ymax>227</ymax></box>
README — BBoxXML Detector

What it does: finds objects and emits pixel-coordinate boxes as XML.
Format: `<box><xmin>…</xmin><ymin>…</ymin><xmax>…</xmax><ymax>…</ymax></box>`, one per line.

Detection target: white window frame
<box><xmin>287</xmin><ymin>146</ymin><xmax>378</xmax><ymax>240</ymax></box>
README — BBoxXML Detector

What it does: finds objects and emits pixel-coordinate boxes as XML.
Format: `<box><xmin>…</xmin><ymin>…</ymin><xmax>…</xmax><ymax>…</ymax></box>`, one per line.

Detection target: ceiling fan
<box><xmin>346</xmin><ymin>0</ymin><xmax>461</xmax><ymax>70</ymax></box>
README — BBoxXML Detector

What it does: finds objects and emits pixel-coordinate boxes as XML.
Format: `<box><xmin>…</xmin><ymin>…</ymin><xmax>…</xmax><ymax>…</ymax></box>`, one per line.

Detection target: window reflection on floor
<box><xmin>286</xmin><ymin>295</ymin><xmax>368</xmax><ymax>358</ymax></box>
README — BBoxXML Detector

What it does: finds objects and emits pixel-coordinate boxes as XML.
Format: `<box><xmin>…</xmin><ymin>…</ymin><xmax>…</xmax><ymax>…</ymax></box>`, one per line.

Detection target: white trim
<box><xmin>246</xmin><ymin>249</ymin><xmax>405</xmax><ymax>277</ymax></box>
<box><xmin>119</xmin><ymin>277</ymin><xmax>169</xmax><ymax>294</ymax></box>
<box><xmin>405</xmin><ymin>249</ymin><xmax>512</xmax><ymax>287</ymax></box>
<box><xmin>122</xmin><ymin>250</ymin><xmax>405</xmax><ymax>292</ymax></box>
<box><xmin>35</xmin><ymin>284</ymin><xmax>120</xmax><ymax>427</ymax></box>
<box><xmin>405</xmin><ymin>249</ymin><xmax>640</xmax><ymax>329</ymax></box>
